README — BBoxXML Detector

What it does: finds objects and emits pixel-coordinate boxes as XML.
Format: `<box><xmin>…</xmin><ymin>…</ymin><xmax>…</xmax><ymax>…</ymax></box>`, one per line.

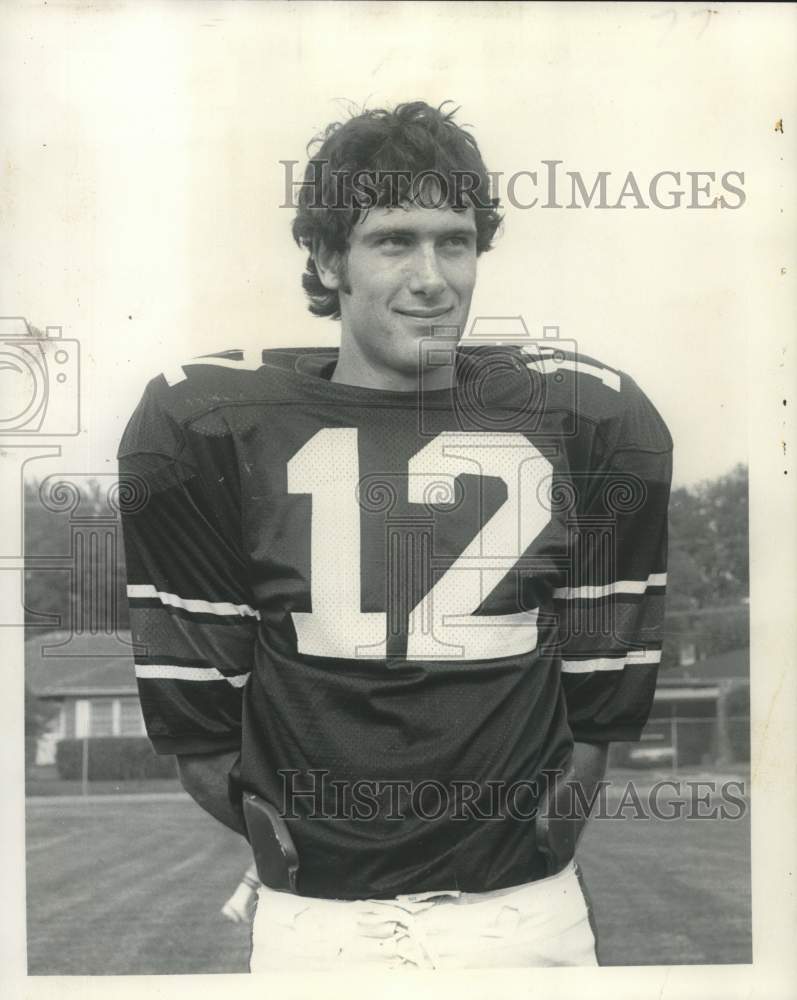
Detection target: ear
<box><xmin>313</xmin><ymin>241</ymin><xmax>343</xmax><ymax>291</ymax></box>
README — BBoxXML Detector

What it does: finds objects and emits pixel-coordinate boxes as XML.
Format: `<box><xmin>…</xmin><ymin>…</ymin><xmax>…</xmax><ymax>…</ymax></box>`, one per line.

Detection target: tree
<box><xmin>24</xmin><ymin>477</ymin><xmax>130</xmax><ymax>632</ymax></box>
<box><xmin>664</xmin><ymin>464</ymin><xmax>749</xmax><ymax>667</ymax></box>
<box><xmin>668</xmin><ymin>464</ymin><xmax>748</xmax><ymax>605</ymax></box>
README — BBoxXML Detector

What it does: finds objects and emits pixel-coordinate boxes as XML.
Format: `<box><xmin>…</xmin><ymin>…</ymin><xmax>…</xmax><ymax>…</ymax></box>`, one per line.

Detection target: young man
<box><xmin>118</xmin><ymin>101</ymin><xmax>672</xmax><ymax>970</ymax></box>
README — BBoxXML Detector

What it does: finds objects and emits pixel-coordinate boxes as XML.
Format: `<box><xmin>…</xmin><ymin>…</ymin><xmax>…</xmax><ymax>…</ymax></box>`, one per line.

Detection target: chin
<box><xmin>396</xmin><ymin>318</ymin><xmax>462</xmax><ymax>342</ymax></box>
<box><xmin>392</xmin><ymin>342</ymin><xmax>457</xmax><ymax>378</ymax></box>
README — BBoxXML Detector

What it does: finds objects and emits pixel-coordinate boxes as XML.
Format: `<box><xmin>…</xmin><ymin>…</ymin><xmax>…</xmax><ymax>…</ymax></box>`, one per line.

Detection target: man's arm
<box><xmin>118</xmin><ymin>381</ymin><xmax>257</xmax><ymax>811</ymax></box>
<box><xmin>536</xmin><ymin>740</ymin><xmax>609</xmax><ymax>873</ymax></box>
<box><xmin>177</xmin><ymin>750</ymin><xmax>247</xmax><ymax>837</ymax></box>
<box><xmin>571</xmin><ymin>739</ymin><xmax>609</xmax><ymax>805</ymax></box>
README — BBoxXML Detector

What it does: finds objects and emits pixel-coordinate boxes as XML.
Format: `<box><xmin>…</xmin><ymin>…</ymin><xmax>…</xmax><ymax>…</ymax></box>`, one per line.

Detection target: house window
<box><xmin>119</xmin><ymin>699</ymin><xmax>145</xmax><ymax>736</ymax></box>
<box><xmin>52</xmin><ymin>705</ymin><xmax>67</xmax><ymax>739</ymax></box>
<box><xmin>34</xmin><ymin>705</ymin><xmax>67</xmax><ymax>766</ymax></box>
<box><xmin>74</xmin><ymin>698</ymin><xmax>145</xmax><ymax>737</ymax></box>
<box><xmin>74</xmin><ymin>700</ymin><xmax>90</xmax><ymax>738</ymax></box>
<box><xmin>90</xmin><ymin>699</ymin><xmax>114</xmax><ymax>737</ymax></box>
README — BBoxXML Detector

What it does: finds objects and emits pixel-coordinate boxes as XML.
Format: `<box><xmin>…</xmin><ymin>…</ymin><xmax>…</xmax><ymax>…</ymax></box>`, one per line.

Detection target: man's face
<box><xmin>324</xmin><ymin>202</ymin><xmax>478</xmax><ymax>382</ymax></box>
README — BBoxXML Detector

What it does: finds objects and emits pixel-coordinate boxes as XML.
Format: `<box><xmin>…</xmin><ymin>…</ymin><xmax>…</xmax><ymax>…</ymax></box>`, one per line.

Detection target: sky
<box><xmin>1</xmin><ymin>2</ymin><xmax>793</xmax><ymax>487</ymax></box>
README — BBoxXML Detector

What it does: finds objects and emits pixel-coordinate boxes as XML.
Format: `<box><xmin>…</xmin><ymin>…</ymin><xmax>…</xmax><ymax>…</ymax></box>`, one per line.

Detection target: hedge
<box><xmin>55</xmin><ymin>737</ymin><xmax>178</xmax><ymax>780</ymax></box>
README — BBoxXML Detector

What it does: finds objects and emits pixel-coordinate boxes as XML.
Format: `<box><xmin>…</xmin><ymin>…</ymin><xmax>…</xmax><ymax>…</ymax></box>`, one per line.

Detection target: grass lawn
<box><xmin>26</xmin><ymin>790</ymin><xmax>751</xmax><ymax>974</ymax></box>
<box><xmin>26</xmin><ymin>775</ymin><xmax>184</xmax><ymax>797</ymax></box>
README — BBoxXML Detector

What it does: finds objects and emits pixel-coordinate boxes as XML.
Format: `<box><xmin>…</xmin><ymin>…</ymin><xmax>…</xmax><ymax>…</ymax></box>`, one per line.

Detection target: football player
<box><xmin>118</xmin><ymin>101</ymin><xmax>672</xmax><ymax>969</ymax></box>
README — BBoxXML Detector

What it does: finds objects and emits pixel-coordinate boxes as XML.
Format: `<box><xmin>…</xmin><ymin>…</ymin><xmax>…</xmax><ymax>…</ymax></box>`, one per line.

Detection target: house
<box><xmin>624</xmin><ymin>647</ymin><xmax>750</xmax><ymax>767</ymax></box>
<box><xmin>26</xmin><ymin>630</ymin><xmax>145</xmax><ymax>765</ymax></box>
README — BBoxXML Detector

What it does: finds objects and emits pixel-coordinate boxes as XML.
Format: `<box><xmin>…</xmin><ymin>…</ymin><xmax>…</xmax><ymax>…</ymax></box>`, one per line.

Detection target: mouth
<box><xmin>394</xmin><ymin>307</ymin><xmax>454</xmax><ymax>320</ymax></box>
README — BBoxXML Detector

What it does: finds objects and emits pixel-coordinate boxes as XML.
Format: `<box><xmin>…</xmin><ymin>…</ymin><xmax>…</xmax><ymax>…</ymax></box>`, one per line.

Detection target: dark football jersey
<box><xmin>118</xmin><ymin>343</ymin><xmax>672</xmax><ymax>899</ymax></box>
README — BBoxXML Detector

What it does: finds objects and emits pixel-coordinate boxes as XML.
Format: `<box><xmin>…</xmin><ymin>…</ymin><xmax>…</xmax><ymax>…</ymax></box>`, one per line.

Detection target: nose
<box><xmin>407</xmin><ymin>246</ymin><xmax>447</xmax><ymax>297</ymax></box>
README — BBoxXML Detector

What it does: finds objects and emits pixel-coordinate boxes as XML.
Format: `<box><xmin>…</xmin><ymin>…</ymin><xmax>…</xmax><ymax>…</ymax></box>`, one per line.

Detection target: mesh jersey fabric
<box><xmin>117</xmin><ymin>344</ymin><xmax>672</xmax><ymax>898</ymax></box>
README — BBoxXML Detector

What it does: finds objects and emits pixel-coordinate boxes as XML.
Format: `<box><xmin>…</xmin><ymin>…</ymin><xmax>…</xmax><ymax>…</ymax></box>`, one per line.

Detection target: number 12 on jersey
<box><xmin>288</xmin><ymin>429</ymin><xmax>553</xmax><ymax>662</ymax></box>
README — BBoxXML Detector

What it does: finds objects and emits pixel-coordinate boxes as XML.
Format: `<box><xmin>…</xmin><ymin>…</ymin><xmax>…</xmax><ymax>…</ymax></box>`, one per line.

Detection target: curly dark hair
<box><xmin>291</xmin><ymin>100</ymin><xmax>503</xmax><ymax>318</ymax></box>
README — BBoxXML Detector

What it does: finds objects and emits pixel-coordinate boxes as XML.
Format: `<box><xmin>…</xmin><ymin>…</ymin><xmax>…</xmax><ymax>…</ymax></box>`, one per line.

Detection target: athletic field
<box><xmin>26</xmin><ymin>782</ymin><xmax>751</xmax><ymax>974</ymax></box>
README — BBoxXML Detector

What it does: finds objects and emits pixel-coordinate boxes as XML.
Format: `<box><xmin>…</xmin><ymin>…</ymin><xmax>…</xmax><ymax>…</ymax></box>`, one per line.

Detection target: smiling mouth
<box><xmin>394</xmin><ymin>307</ymin><xmax>453</xmax><ymax>319</ymax></box>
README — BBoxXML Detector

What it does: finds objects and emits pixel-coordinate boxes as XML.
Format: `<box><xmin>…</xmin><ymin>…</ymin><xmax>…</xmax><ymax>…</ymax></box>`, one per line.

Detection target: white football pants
<box><xmin>250</xmin><ymin>860</ymin><xmax>598</xmax><ymax>970</ymax></box>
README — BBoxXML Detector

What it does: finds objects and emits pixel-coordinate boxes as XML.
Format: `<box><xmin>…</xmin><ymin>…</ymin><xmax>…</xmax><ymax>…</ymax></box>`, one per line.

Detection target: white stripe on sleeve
<box><xmin>561</xmin><ymin>648</ymin><xmax>662</xmax><ymax>674</ymax></box>
<box><xmin>127</xmin><ymin>584</ymin><xmax>260</xmax><ymax>619</ymax></box>
<box><xmin>553</xmin><ymin>573</ymin><xmax>667</xmax><ymax>601</ymax></box>
<box><xmin>135</xmin><ymin>664</ymin><xmax>250</xmax><ymax>687</ymax></box>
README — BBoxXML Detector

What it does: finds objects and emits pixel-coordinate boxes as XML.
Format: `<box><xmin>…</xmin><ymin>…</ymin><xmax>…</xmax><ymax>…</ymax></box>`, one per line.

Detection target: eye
<box><xmin>442</xmin><ymin>235</ymin><xmax>472</xmax><ymax>249</ymax></box>
<box><xmin>378</xmin><ymin>234</ymin><xmax>410</xmax><ymax>248</ymax></box>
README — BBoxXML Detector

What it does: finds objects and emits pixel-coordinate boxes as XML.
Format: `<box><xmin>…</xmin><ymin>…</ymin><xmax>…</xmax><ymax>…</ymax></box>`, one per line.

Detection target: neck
<box><xmin>330</xmin><ymin>351</ymin><xmax>457</xmax><ymax>392</ymax></box>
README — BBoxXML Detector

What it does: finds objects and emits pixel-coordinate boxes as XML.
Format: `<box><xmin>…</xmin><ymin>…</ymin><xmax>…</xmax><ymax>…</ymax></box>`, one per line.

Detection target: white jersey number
<box><xmin>287</xmin><ymin>429</ymin><xmax>552</xmax><ymax>661</ymax></box>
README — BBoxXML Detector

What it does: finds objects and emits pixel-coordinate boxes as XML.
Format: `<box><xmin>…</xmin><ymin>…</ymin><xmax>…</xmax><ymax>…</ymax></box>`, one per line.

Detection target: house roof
<box><xmin>25</xmin><ymin>631</ymin><xmax>138</xmax><ymax>697</ymax></box>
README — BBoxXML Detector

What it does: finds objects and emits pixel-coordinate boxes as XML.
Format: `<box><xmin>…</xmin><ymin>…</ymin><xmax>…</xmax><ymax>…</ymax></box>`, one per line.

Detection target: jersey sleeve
<box><xmin>117</xmin><ymin>377</ymin><xmax>257</xmax><ymax>756</ymax></box>
<box><xmin>555</xmin><ymin>376</ymin><xmax>673</xmax><ymax>743</ymax></box>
